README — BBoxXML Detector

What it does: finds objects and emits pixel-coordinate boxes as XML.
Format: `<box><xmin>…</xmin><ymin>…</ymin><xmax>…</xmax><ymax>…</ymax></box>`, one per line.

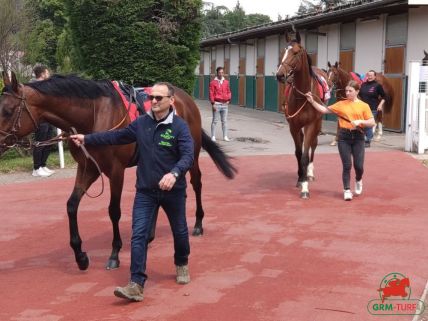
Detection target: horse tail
<box><xmin>201</xmin><ymin>130</ymin><xmax>237</xmax><ymax>179</ymax></box>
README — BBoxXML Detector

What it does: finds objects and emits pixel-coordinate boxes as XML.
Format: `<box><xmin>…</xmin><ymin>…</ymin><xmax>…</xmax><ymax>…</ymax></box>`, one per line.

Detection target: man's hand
<box><xmin>159</xmin><ymin>173</ymin><xmax>177</xmax><ymax>191</ymax></box>
<box><xmin>70</xmin><ymin>134</ymin><xmax>85</xmax><ymax>147</ymax></box>
<box><xmin>211</xmin><ymin>103</ymin><xmax>217</xmax><ymax>112</ymax></box>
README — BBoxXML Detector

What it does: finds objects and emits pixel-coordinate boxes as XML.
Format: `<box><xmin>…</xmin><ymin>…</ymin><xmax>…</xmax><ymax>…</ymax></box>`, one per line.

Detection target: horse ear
<box><xmin>2</xmin><ymin>71</ymin><xmax>11</xmax><ymax>86</ymax></box>
<box><xmin>334</xmin><ymin>61</ymin><xmax>339</xmax><ymax>68</ymax></box>
<box><xmin>10</xmin><ymin>71</ymin><xmax>19</xmax><ymax>93</ymax></box>
<box><xmin>285</xmin><ymin>30</ymin><xmax>290</xmax><ymax>43</ymax></box>
<box><xmin>328</xmin><ymin>61</ymin><xmax>331</xmax><ymax>68</ymax></box>
<box><xmin>296</xmin><ymin>31</ymin><xmax>301</xmax><ymax>44</ymax></box>
<box><xmin>424</xmin><ymin>50</ymin><xmax>428</xmax><ymax>58</ymax></box>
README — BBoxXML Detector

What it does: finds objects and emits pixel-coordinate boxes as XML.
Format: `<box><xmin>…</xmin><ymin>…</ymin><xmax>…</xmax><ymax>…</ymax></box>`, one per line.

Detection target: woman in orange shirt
<box><xmin>305</xmin><ymin>80</ymin><xmax>375</xmax><ymax>201</ymax></box>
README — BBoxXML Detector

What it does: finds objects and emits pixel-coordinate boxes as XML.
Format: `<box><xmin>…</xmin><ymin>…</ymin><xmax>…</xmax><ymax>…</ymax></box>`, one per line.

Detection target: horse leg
<box><xmin>290</xmin><ymin>126</ymin><xmax>304</xmax><ymax>188</ymax></box>
<box><xmin>307</xmin><ymin>122</ymin><xmax>321</xmax><ymax>182</ymax></box>
<box><xmin>66</xmin><ymin>166</ymin><xmax>100</xmax><ymax>270</ymax></box>
<box><xmin>300</xmin><ymin>123</ymin><xmax>320</xmax><ymax>199</ymax></box>
<box><xmin>105</xmin><ymin>169</ymin><xmax>125</xmax><ymax>270</ymax></box>
<box><xmin>189</xmin><ymin>159</ymin><xmax>204</xmax><ymax>236</ymax></box>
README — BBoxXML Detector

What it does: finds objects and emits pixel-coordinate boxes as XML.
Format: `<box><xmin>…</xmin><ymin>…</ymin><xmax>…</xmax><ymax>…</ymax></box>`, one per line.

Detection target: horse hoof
<box><xmin>76</xmin><ymin>252</ymin><xmax>89</xmax><ymax>271</ymax></box>
<box><xmin>192</xmin><ymin>227</ymin><xmax>204</xmax><ymax>236</ymax></box>
<box><xmin>300</xmin><ymin>192</ymin><xmax>310</xmax><ymax>199</ymax></box>
<box><xmin>105</xmin><ymin>259</ymin><xmax>120</xmax><ymax>270</ymax></box>
<box><xmin>296</xmin><ymin>181</ymin><xmax>302</xmax><ymax>188</ymax></box>
<box><xmin>308</xmin><ymin>176</ymin><xmax>315</xmax><ymax>182</ymax></box>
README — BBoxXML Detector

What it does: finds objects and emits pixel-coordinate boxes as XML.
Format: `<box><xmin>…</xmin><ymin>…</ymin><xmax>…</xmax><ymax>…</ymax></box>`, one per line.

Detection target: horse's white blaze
<box><xmin>276</xmin><ymin>46</ymin><xmax>292</xmax><ymax>74</ymax></box>
<box><xmin>307</xmin><ymin>162</ymin><xmax>314</xmax><ymax>178</ymax></box>
<box><xmin>301</xmin><ymin>181</ymin><xmax>309</xmax><ymax>193</ymax></box>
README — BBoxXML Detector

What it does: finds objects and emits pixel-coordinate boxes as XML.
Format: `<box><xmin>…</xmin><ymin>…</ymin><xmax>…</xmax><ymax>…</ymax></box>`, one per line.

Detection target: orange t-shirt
<box><xmin>328</xmin><ymin>99</ymin><xmax>373</xmax><ymax>130</ymax></box>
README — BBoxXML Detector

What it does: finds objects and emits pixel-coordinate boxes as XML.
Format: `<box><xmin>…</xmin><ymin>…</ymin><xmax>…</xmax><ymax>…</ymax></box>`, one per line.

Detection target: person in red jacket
<box><xmin>209</xmin><ymin>66</ymin><xmax>232</xmax><ymax>142</ymax></box>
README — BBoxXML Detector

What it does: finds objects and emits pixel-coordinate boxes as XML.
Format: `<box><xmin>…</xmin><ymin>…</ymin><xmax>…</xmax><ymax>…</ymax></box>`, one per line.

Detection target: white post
<box><xmin>57</xmin><ymin>127</ymin><xmax>65</xmax><ymax>168</ymax></box>
<box><xmin>418</xmin><ymin>93</ymin><xmax>426</xmax><ymax>154</ymax></box>
<box><xmin>405</xmin><ymin>61</ymin><xmax>420</xmax><ymax>152</ymax></box>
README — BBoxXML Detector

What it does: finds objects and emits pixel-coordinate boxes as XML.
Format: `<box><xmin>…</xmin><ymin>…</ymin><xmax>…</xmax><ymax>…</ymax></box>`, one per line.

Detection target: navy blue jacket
<box><xmin>85</xmin><ymin>109</ymin><xmax>194</xmax><ymax>191</ymax></box>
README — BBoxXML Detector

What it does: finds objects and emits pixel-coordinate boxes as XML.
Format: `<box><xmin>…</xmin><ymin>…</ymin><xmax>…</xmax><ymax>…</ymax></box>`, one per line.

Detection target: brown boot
<box><xmin>114</xmin><ymin>281</ymin><xmax>144</xmax><ymax>302</ymax></box>
<box><xmin>176</xmin><ymin>265</ymin><xmax>190</xmax><ymax>284</ymax></box>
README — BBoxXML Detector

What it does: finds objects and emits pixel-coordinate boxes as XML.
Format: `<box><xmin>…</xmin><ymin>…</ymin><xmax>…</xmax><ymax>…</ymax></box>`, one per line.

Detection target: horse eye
<box><xmin>1</xmin><ymin>107</ymin><xmax>13</xmax><ymax>118</ymax></box>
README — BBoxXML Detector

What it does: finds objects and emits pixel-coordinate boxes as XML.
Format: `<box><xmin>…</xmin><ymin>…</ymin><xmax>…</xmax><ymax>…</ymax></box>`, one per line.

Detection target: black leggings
<box><xmin>337</xmin><ymin>129</ymin><xmax>365</xmax><ymax>190</ymax></box>
<box><xmin>33</xmin><ymin>122</ymin><xmax>53</xmax><ymax>170</ymax></box>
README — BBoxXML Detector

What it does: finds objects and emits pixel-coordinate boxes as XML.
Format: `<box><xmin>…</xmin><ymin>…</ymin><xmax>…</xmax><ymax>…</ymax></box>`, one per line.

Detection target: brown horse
<box><xmin>0</xmin><ymin>71</ymin><xmax>236</xmax><ymax>271</ymax></box>
<box><xmin>327</xmin><ymin>61</ymin><xmax>394</xmax><ymax>140</ymax></box>
<box><xmin>276</xmin><ymin>32</ymin><xmax>329</xmax><ymax>199</ymax></box>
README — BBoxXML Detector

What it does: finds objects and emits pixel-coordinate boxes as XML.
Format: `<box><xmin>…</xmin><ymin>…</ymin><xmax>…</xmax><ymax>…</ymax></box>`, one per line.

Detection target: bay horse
<box><xmin>0</xmin><ymin>71</ymin><xmax>236</xmax><ymax>271</ymax></box>
<box><xmin>327</xmin><ymin>61</ymin><xmax>394</xmax><ymax>140</ymax></box>
<box><xmin>276</xmin><ymin>31</ymin><xmax>329</xmax><ymax>199</ymax></box>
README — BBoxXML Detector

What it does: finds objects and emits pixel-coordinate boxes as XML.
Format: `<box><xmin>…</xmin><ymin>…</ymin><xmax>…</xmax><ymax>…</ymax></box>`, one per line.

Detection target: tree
<box><xmin>201</xmin><ymin>1</ymin><xmax>271</xmax><ymax>37</ymax></box>
<box><xmin>65</xmin><ymin>0</ymin><xmax>202</xmax><ymax>93</ymax></box>
<box><xmin>0</xmin><ymin>0</ymin><xmax>32</xmax><ymax>77</ymax></box>
<box><xmin>23</xmin><ymin>0</ymin><xmax>70</xmax><ymax>71</ymax></box>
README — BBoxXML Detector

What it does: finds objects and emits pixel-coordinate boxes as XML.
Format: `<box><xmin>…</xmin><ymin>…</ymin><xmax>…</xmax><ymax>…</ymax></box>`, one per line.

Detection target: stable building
<box><xmin>194</xmin><ymin>0</ymin><xmax>428</xmax><ymax>132</ymax></box>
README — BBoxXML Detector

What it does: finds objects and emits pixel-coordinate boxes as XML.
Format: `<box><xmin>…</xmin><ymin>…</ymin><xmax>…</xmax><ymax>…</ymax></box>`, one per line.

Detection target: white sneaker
<box><xmin>343</xmin><ymin>189</ymin><xmax>353</xmax><ymax>201</ymax></box>
<box><xmin>32</xmin><ymin>167</ymin><xmax>52</xmax><ymax>177</ymax></box>
<box><xmin>223</xmin><ymin>136</ymin><xmax>231</xmax><ymax>142</ymax></box>
<box><xmin>211</xmin><ymin>136</ymin><xmax>216</xmax><ymax>142</ymax></box>
<box><xmin>42</xmin><ymin>166</ymin><xmax>55</xmax><ymax>174</ymax></box>
<box><xmin>355</xmin><ymin>180</ymin><xmax>363</xmax><ymax>195</ymax></box>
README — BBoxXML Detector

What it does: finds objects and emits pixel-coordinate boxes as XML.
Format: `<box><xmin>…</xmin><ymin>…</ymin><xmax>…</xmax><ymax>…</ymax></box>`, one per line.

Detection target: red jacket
<box><xmin>209</xmin><ymin>77</ymin><xmax>231</xmax><ymax>104</ymax></box>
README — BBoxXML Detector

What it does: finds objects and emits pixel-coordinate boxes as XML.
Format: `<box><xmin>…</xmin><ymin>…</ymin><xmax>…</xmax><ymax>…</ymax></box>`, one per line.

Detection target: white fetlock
<box><xmin>301</xmin><ymin>181</ymin><xmax>309</xmax><ymax>193</ymax></box>
<box><xmin>307</xmin><ymin>162</ymin><xmax>314</xmax><ymax>181</ymax></box>
<box><xmin>378</xmin><ymin>122</ymin><xmax>383</xmax><ymax>136</ymax></box>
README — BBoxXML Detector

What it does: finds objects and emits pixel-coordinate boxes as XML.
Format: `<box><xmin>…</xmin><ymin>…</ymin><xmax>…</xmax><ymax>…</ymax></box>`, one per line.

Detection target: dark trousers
<box><xmin>33</xmin><ymin>122</ymin><xmax>53</xmax><ymax>170</ymax></box>
<box><xmin>337</xmin><ymin>129</ymin><xmax>365</xmax><ymax>190</ymax></box>
<box><xmin>130</xmin><ymin>188</ymin><xmax>189</xmax><ymax>286</ymax></box>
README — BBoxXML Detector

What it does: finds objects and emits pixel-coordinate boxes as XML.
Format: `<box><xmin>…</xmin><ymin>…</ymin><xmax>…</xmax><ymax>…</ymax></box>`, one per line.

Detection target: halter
<box><xmin>0</xmin><ymin>90</ymin><xmax>39</xmax><ymax>149</ymax></box>
<box><xmin>279</xmin><ymin>47</ymin><xmax>321</xmax><ymax>119</ymax></box>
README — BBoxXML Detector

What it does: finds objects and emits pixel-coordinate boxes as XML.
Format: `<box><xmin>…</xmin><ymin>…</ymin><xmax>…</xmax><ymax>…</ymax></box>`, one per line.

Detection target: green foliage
<box><xmin>23</xmin><ymin>0</ymin><xmax>71</xmax><ymax>71</ymax></box>
<box><xmin>65</xmin><ymin>0</ymin><xmax>202</xmax><ymax>93</ymax></box>
<box><xmin>201</xmin><ymin>1</ymin><xmax>271</xmax><ymax>38</ymax></box>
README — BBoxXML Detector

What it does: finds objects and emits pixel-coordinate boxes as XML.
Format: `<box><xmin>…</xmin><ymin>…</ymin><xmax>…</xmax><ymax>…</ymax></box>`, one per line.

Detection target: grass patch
<box><xmin>0</xmin><ymin>147</ymin><xmax>76</xmax><ymax>174</ymax></box>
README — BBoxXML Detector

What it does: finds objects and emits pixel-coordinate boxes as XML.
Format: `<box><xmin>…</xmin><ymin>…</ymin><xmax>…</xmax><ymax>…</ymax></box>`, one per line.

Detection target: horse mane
<box><xmin>26</xmin><ymin>74</ymin><xmax>116</xmax><ymax>99</ymax></box>
<box><xmin>306</xmin><ymin>53</ymin><xmax>316</xmax><ymax>78</ymax></box>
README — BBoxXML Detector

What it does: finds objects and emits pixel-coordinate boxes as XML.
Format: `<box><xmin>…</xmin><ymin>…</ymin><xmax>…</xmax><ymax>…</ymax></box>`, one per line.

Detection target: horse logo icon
<box><xmin>378</xmin><ymin>273</ymin><xmax>410</xmax><ymax>303</ymax></box>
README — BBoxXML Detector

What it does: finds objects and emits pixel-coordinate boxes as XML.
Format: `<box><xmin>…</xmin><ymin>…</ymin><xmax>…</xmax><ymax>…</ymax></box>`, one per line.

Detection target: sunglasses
<box><xmin>148</xmin><ymin>95</ymin><xmax>171</xmax><ymax>101</ymax></box>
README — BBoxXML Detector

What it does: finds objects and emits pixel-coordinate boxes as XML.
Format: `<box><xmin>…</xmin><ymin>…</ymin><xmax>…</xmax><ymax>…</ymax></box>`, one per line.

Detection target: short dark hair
<box><xmin>216</xmin><ymin>66</ymin><xmax>224</xmax><ymax>73</ymax></box>
<box><xmin>368</xmin><ymin>70</ymin><xmax>377</xmax><ymax>76</ymax></box>
<box><xmin>154</xmin><ymin>82</ymin><xmax>175</xmax><ymax>96</ymax></box>
<box><xmin>33</xmin><ymin>65</ymin><xmax>48</xmax><ymax>78</ymax></box>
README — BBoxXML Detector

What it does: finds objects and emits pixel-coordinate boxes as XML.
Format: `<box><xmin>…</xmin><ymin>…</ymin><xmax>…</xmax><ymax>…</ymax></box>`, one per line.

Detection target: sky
<box><xmin>206</xmin><ymin>0</ymin><xmax>302</xmax><ymax>21</ymax></box>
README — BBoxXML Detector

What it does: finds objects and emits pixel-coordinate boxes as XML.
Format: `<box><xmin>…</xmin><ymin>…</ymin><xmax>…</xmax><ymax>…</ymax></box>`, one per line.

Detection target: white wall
<box><xmin>230</xmin><ymin>44</ymin><xmax>240</xmax><ymax>77</ymax></box>
<box><xmin>408</xmin><ymin>7</ymin><xmax>428</xmax><ymax>65</ymax></box>
<box><xmin>327</xmin><ymin>24</ymin><xmax>340</xmax><ymax>65</ymax></box>
<box><xmin>265</xmin><ymin>35</ymin><xmax>279</xmax><ymax>76</ymax></box>
<box><xmin>246</xmin><ymin>41</ymin><xmax>256</xmax><ymax>76</ymax></box>
<box><xmin>355</xmin><ymin>17</ymin><xmax>384</xmax><ymax>73</ymax></box>
<box><xmin>317</xmin><ymin>26</ymin><xmax>328</xmax><ymax>69</ymax></box>
<box><xmin>216</xmin><ymin>45</ymin><xmax>225</xmax><ymax>68</ymax></box>
<box><xmin>203</xmin><ymin>52</ymin><xmax>210</xmax><ymax>75</ymax></box>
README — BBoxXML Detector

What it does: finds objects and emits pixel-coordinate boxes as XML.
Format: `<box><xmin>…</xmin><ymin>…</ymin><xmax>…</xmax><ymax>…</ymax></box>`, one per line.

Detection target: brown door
<box><xmin>256</xmin><ymin>57</ymin><xmax>264</xmax><ymax>109</ymax></box>
<box><xmin>224</xmin><ymin>59</ymin><xmax>230</xmax><ymax>76</ymax></box>
<box><xmin>199</xmin><ymin>61</ymin><xmax>204</xmax><ymax>98</ymax></box>
<box><xmin>383</xmin><ymin>46</ymin><xmax>405</xmax><ymax>131</ymax></box>
<box><xmin>308</xmin><ymin>53</ymin><xmax>317</xmax><ymax>67</ymax></box>
<box><xmin>239</xmin><ymin>58</ymin><xmax>246</xmax><ymax>106</ymax></box>
<box><xmin>339</xmin><ymin>50</ymin><xmax>354</xmax><ymax>72</ymax></box>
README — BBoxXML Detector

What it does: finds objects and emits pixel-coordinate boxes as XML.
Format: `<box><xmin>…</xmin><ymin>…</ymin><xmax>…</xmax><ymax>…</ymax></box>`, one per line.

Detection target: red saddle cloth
<box><xmin>111</xmin><ymin>81</ymin><xmax>152</xmax><ymax>122</ymax></box>
<box><xmin>284</xmin><ymin>76</ymin><xmax>330</xmax><ymax>103</ymax></box>
<box><xmin>350</xmin><ymin>72</ymin><xmax>363</xmax><ymax>84</ymax></box>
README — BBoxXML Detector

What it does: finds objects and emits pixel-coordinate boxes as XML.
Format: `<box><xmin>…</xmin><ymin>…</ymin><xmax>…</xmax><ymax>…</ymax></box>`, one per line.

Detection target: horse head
<box><xmin>0</xmin><ymin>71</ymin><xmax>39</xmax><ymax>155</ymax></box>
<box><xmin>327</xmin><ymin>61</ymin><xmax>341</xmax><ymax>86</ymax></box>
<box><xmin>276</xmin><ymin>31</ymin><xmax>306</xmax><ymax>83</ymax></box>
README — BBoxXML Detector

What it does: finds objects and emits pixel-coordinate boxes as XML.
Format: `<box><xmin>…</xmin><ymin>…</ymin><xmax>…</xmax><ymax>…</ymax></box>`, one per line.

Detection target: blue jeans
<box><xmin>211</xmin><ymin>103</ymin><xmax>228</xmax><ymax>137</ymax></box>
<box><xmin>364</xmin><ymin>110</ymin><xmax>377</xmax><ymax>142</ymax></box>
<box><xmin>337</xmin><ymin>129</ymin><xmax>365</xmax><ymax>190</ymax></box>
<box><xmin>130</xmin><ymin>188</ymin><xmax>189</xmax><ymax>286</ymax></box>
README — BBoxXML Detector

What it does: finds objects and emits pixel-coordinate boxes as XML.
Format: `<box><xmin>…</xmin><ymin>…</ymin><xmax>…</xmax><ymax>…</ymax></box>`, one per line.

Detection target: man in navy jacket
<box><xmin>70</xmin><ymin>82</ymin><xmax>194</xmax><ymax>302</ymax></box>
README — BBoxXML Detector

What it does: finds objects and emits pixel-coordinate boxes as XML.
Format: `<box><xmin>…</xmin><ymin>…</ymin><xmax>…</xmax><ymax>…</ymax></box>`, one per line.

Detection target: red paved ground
<box><xmin>0</xmin><ymin>151</ymin><xmax>427</xmax><ymax>321</ymax></box>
